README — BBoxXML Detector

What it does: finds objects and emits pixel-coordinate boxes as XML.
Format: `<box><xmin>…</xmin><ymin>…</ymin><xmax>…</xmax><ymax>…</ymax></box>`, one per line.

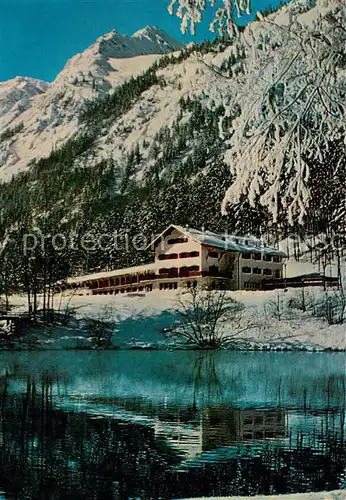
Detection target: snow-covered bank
<box><xmin>6</xmin><ymin>286</ymin><xmax>346</xmax><ymax>351</ymax></box>
<box><xmin>181</xmin><ymin>491</ymin><xmax>345</xmax><ymax>500</ymax></box>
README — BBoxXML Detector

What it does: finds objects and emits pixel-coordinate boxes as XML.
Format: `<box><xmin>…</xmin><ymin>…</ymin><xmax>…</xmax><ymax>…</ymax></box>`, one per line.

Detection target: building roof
<box><xmin>147</xmin><ymin>224</ymin><xmax>287</xmax><ymax>257</ymax></box>
<box><xmin>66</xmin><ymin>262</ymin><xmax>157</xmax><ymax>285</ymax></box>
<box><xmin>66</xmin><ymin>225</ymin><xmax>286</xmax><ymax>285</ymax></box>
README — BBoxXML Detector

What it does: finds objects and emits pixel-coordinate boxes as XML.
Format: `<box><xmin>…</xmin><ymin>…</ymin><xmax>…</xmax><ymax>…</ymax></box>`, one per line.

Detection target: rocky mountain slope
<box><xmin>0</xmin><ymin>77</ymin><xmax>48</xmax><ymax>129</ymax></box>
<box><xmin>0</xmin><ymin>0</ymin><xmax>344</xmax><ymax>280</ymax></box>
<box><xmin>0</xmin><ymin>26</ymin><xmax>183</xmax><ymax>180</ymax></box>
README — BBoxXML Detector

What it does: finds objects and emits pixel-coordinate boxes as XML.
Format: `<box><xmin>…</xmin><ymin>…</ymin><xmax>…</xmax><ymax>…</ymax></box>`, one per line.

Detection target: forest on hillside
<box><xmin>0</xmin><ymin>2</ymin><xmax>345</xmax><ymax>319</ymax></box>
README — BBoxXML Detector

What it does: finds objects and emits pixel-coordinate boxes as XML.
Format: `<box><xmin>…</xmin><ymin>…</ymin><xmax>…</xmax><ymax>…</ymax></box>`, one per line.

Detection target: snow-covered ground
<box><xmin>182</xmin><ymin>492</ymin><xmax>345</xmax><ymax>500</ymax></box>
<box><xmin>7</xmin><ymin>285</ymin><xmax>346</xmax><ymax>351</ymax></box>
<box><xmin>281</xmin><ymin>237</ymin><xmax>343</xmax><ymax>279</ymax></box>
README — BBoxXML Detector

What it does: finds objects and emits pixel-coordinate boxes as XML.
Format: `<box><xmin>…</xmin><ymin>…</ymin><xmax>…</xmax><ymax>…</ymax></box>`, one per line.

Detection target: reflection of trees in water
<box><xmin>0</xmin><ymin>377</ymin><xmax>180</xmax><ymax>499</ymax></box>
<box><xmin>0</xmin><ymin>364</ymin><xmax>345</xmax><ymax>499</ymax></box>
<box><xmin>167</xmin><ymin>430</ymin><xmax>346</xmax><ymax>499</ymax></box>
<box><xmin>189</xmin><ymin>352</ymin><xmax>242</xmax><ymax>410</ymax></box>
<box><xmin>286</xmin><ymin>373</ymin><xmax>346</xmax><ymax>413</ymax></box>
<box><xmin>1</xmin><ymin>361</ymin><xmax>71</xmax><ymax>398</ymax></box>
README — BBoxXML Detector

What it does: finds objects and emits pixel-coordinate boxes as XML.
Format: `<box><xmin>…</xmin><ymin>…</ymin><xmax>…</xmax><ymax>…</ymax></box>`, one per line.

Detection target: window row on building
<box><xmin>158</xmin><ymin>281</ymin><xmax>200</xmax><ymax>291</ymax></box>
<box><xmin>158</xmin><ymin>266</ymin><xmax>200</xmax><ymax>277</ymax></box>
<box><xmin>89</xmin><ymin>274</ymin><xmax>156</xmax><ymax>289</ymax></box>
<box><xmin>242</xmin><ymin>267</ymin><xmax>281</xmax><ymax>277</ymax></box>
<box><xmin>167</xmin><ymin>237</ymin><xmax>188</xmax><ymax>245</ymax></box>
<box><xmin>244</xmin><ymin>282</ymin><xmax>263</xmax><ymax>290</ymax></box>
<box><xmin>158</xmin><ymin>251</ymin><xmax>200</xmax><ymax>260</ymax></box>
<box><xmin>242</xmin><ymin>253</ymin><xmax>282</xmax><ymax>262</ymax></box>
<box><xmin>92</xmin><ymin>284</ymin><xmax>153</xmax><ymax>295</ymax></box>
<box><xmin>207</xmin><ymin>251</ymin><xmax>282</xmax><ymax>262</ymax></box>
<box><xmin>159</xmin><ymin>282</ymin><xmax>179</xmax><ymax>291</ymax></box>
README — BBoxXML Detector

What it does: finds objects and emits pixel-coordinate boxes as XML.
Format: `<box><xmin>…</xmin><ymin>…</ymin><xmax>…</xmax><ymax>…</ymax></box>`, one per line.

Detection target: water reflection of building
<box><xmin>154</xmin><ymin>416</ymin><xmax>204</xmax><ymax>459</ymax></box>
<box><xmin>202</xmin><ymin>407</ymin><xmax>287</xmax><ymax>451</ymax></box>
<box><xmin>154</xmin><ymin>407</ymin><xmax>288</xmax><ymax>459</ymax></box>
<box><xmin>53</xmin><ymin>393</ymin><xmax>289</xmax><ymax>460</ymax></box>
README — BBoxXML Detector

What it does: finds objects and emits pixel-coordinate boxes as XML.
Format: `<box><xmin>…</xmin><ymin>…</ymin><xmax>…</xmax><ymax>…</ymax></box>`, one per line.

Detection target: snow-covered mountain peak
<box><xmin>0</xmin><ymin>25</ymin><xmax>183</xmax><ymax>180</ymax></box>
<box><xmin>53</xmin><ymin>26</ymin><xmax>183</xmax><ymax>87</ymax></box>
<box><xmin>0</xmin><ymin>76</ymin><xmax>48</xmax><ymax>129</ymax></box>
<box><xmin>132</xmin><ymin>25</ymin><xmax>183</xmax><ymax>51</ymax></box>
<box><xmin>94</xmin><ymin>25</ymin><xmax>183</xmax><ymax>58</ymax></box>
<box><xmin>98</xmin><ymin>29</ymin><xmax>118</xmax><ymax>41</ymax></box>
<box><xmin>0</xmin><ymin>76</ymin><xmax>48</xmax><ymax>102</ymax></box>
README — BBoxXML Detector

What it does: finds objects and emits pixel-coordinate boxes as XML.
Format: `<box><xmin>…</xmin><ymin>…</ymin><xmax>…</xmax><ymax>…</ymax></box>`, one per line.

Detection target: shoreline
<box><xmin>0</xmin><ymin>344</ymin><xmax>345</xmax><ymax>352</ymax></box>
<box><xmin>2</xmin><ymin>288</ymin><xmax>346</xmax><ymax>352</ymax></box>
<box><xmin>180</xmin><ymin>491</ymin><xmax>346</xmax><ymax>500</ymax></box>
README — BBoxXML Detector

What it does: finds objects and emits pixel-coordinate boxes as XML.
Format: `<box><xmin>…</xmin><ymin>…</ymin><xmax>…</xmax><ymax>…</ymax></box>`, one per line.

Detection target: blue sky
<box><xmin>0</xmin><ymin>0</ymin><xmax>287</xmax><ymax>83</ymax></box>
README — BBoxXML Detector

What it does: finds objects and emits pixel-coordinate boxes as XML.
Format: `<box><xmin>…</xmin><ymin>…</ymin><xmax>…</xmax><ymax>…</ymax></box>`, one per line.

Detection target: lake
<box><xmin>0</xmin><ymin>351</ymin><xmax>345</xmax><ymax>499</ymax></box>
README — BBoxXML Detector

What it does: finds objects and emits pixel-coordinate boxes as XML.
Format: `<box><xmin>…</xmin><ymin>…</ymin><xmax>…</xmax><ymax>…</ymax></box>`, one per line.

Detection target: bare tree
<box><xmin>82</xmin><ymin>305</ymin><xmax>117</xmax><ymax>349</ymax></box>
<box><xmin>172</xmin><ymin>286</ymin><xmax>254</xmax><ymax>349</ymax></box>
<box><xmin>266</xmin><ymin>292</ymin><xmax>285</xmax><ymax>321</ymax></box>
<box><xmin>0</xmin><ymin>298</ymin><xmax>7</xmax><ymax>316</ymax></box>
<box><xmin>287</xmin><ymin>289</ymin><xmax>317</xmax><ymax>313</ymax></box>
<box><xmin>315</xmin><ymin>290</ymin><xmax>346</xmax><ymax>325</ymax></box>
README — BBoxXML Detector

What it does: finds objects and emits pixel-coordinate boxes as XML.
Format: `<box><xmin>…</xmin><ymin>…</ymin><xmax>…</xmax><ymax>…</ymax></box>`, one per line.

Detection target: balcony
<box><xmin>158</xmin><ymin>251</ymin><xmax>200</xmax><ymax>260</ymax></box>
<box><xmin>158</xmin><ymin>268</ymin><xmax>179</xmax><ymax>279</ymax></box>
<box><xmin>157</xmin><ymin>269</ymin><xmax>202</xmax><ymax>279</ymax></box>
<box><xmin>158</xmin><ymin>253</ymin><xmax>179</xmax><ymax>261</ymax></box>
<box><xmin>138</xmin><ymin>274</ymin><xmax>156</xmax><ymax>282</ymax></box>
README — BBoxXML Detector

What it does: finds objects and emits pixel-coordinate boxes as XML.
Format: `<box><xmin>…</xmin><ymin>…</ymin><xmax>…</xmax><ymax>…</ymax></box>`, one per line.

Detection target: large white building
<box><xmin>64</xmin><ymin>224</ymin><xmax>286</xmax><ymax>295</ymax></box>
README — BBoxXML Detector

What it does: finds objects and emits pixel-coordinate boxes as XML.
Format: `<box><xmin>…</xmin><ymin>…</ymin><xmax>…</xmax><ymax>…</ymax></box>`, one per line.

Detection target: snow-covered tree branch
<box><xmin>169</xmin><ymin>0</ymin><xmax>345</xmax><ymax>226</ymax></box>
<box><xmin>168</xmin><ymin>0</ymin><xmax>250</xmax><ymax>38</ymax></box>
<box><xmin>222</xmin><ymin>0</ymin><xmax>345</xmax><ymax>225</ymax></box>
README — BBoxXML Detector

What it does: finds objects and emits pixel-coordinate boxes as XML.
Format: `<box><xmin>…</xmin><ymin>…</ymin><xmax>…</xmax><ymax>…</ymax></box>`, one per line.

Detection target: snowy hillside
<box><xmin>0</xmin><ymin>76</ymin><xmax>48</xmax><ymax>130</ymax></box>
<box><xmin>9</xmin><ymin>289</ymin><xmax>346</xmax><ymax>351</ymax></box>
<box><xmin>0</xmin><ymin>26</ymin><xmax>182</xmax><ymax>180</ymax></box>
<box><xmin>55</xmin><ymin>25</ymin><xmax>183</xmax><ymax>86</ymax></box>
<box><xmin>0</xmin><ymin>0</ymin><xmax>343</xmax><ymax>202</ymax></box>
<box><xmin>0</xmin><ymin>0</ymin><xmax>344</xmax><ymax>283</ymax></box>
